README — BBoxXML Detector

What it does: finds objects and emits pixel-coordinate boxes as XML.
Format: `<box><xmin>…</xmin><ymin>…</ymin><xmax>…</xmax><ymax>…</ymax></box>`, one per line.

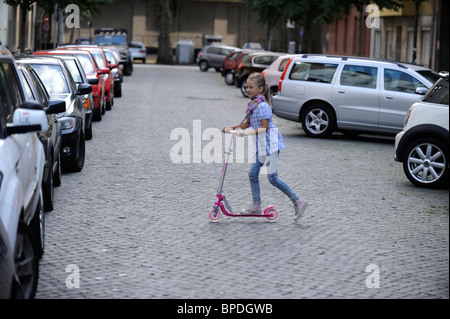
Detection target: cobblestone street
<box><xmin>36</xmin><ymin>64</ymin><xmax>449</xmax><ymax>299</ymax></box>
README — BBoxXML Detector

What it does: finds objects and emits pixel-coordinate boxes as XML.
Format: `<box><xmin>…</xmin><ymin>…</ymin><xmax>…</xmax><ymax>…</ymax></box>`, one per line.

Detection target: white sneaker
<box><xmin>241</xmin><ymin>202</ymin><xmax>262</xmax><ymax>214</ymax></box>
<box><xmin>293</xmin><ymin>198</ymin><xmax>307</xmax><ymax>222</ymax></box>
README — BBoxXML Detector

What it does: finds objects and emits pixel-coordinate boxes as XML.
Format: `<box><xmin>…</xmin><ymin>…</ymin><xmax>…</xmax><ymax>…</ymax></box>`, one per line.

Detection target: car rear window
<box><xmin>289</xmin><ymin>62</ymin><xmax>338</xmax><ymax>83</ymax></box>
<box><xmin>254</xmin><ymin>55</ymin><xmax>279</xmax><ymax>66</ymax></box>
<box><xmin>417</xmin><ymin>70</ymin><xmax>440</xmax><ymax>85</ymax></box>
<box><xmin>423</xmin><ymin>78</ymin><xmax>449</xmax><ymax>105</ymax></box>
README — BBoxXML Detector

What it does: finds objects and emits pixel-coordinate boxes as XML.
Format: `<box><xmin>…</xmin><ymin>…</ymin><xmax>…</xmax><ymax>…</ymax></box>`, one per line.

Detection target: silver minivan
<box><xmin>196</xmin><ymin>44</ymin><xmax>239</xmax><ymax>72</ymax></box>
<box><xmin>272</xmin><ymin>55</ymin><xmax>440</xmax><ymax>138</ymax></box>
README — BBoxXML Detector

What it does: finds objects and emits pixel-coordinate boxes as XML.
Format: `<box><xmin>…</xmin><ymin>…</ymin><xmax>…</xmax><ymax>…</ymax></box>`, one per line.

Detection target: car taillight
<box><xmin>404</xmin><ymin>107</ymin><xmax>412</xmax><ymax>127</ymax></box>
<box><xmin>261</xmin><ymin>70</ymin><xmax>265</xmax><ymax>76</ymax></box>
<box><xmin>238</xmin><ymin>62</ymin><xmax>243</xmax><ymax>70</ymax></box>
<box><xmin>84</xmin><ymin>97</ymin><xmax>90</xmax><ymax>109</ymax></box>
<box><xmin>278</xmin><ymin>57</ymin><xmax>293</xmax><ymax>93</ymax></box>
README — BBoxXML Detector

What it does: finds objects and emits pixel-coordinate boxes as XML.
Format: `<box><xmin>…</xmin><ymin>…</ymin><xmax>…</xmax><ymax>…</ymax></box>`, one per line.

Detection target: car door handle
<box><xmin>337</xmin><ymin>90</ymin><xmax>345</xmax><ymax>94</ymax></box>
<box><xmin>385</xmin><ymin>96</ymin><xmax>393</xmax><ymax>100</ymax></box>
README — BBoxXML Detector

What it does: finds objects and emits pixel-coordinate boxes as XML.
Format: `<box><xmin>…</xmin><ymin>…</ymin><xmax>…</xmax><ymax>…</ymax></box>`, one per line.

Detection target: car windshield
<box><xmin>95</xmin><ymin>35</ymin><xmax>127</xmax><ymax>46</ymax></box>
<box><xmin>30</xmin><ymin>64</ymin><xmax>70</xmax><ymax>94</ymax></box>
<box><xmin>417</xmin><ymin>70</ymin><xmax>440</xmax><ymax>85</ymax></box>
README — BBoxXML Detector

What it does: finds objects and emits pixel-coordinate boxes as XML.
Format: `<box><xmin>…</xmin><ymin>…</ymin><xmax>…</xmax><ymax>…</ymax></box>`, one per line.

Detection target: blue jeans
<box><xmin>248</xmin><ymin>152</ymin><xmax>299</xmax><ymax>204</ymax></box>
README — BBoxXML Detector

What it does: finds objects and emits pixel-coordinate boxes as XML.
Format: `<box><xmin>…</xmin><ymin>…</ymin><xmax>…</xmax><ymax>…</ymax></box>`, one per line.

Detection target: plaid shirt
<box><xmin>248</xmin><ymin>98</ymin><xmax>285</xmax><ymax>156</ymax></box>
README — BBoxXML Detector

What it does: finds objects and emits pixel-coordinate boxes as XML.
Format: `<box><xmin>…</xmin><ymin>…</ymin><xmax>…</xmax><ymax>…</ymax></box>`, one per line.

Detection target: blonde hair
<box><xmin>248</xmin><ymin>73</ymin><xmax>271</xmax><ymax>106</ymax></box>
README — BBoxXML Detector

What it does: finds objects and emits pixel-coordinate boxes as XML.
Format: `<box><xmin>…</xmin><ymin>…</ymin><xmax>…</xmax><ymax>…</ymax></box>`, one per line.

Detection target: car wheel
<box><xmin>114</xmin><ymin>82</ymin><xmax>122</xmax><ymax>97</ymax></box>
<box><xmin>68</xmin><ymin>130</ymin><xmax>85</xmax><ymax>172</ymax></box>
<box><xmin>53</xmin><ymin>151</ymin><xmax>61</xmax><ymax>187</ymax></box>
<box><xmin>31</xmin><ymin>190</ymin><xmax>45</xmax><ymax>259</ymax></box>
<box><xmin>13</xmin><ymin>223</ymin><xmax>39</xmax><ymax>299</ymax></box>
<box><xmin>402</xmin><ymin>137</ymin><xmax>449</xmax><ymax>189</ymax></box>
<box><xmin>199</xmin><ymin>60</ymin><xmax>209</xmax><ymax>72</ymax></box>
<box><xmin>43</xmin><ymin>153</ymin><xmax>54</xmax><ymax>212</ymax></box>
<box><xmin>302</xmin><ymin>104</ymin><xmax>336</xmax><ymax>138</ymax></box>
<box><xmin>240</xmin><ymin>76</ymin><xmax>248</xmax><ymax>97</ymax></box>
<box><xmin>85</xmin><ymin>119</ymin><xmax>93</xmax><ymax>141</ymax></box>
<box><xmin>225</xmin><ymin>72</ymin><xmax>234</xmax><ymax>85</ymax></box>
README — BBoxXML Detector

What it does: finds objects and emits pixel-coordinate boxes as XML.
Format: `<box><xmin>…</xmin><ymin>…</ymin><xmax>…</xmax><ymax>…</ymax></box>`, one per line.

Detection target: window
<box><xmin>384</xmin><ymin>69</ymin><xmax>424</xmax><ymax>94</ymax></box>
<box><xmin>341</xmin><ymin>65</ymin><xmax>377</xmax><ymax>88</ymax></box>
<box><xmin>18</xmin><ymin>70</ymin><xmax>36</xmax><ymax>101</ymax></box>
<box><xmin>289</xmin><ymin>62</ymin><xmax>338</xmax><ymax>83</ymax></box>
<box><xmin>278</xmin><ymin>58</ymin><xmax>291</xmax><ymax>72</ymax></box>
<box><xmin>30</xmin><ymin>64</ymin><xmax>70</xmax><ymax>95</ymax></box>
<box><xmin>74</xmin><ymin>55</ymin><xmax>96</xmax><ymax>74</ymax></box>
<box><xmin>1</xmin><ymin>62</ymin><xmax>22</xmax><ymax>122</ymax></box>
<box><xmin>63</xmin><ymin>60</ymin><xmax>83</xmax><ymax>83</ymax></box>
<box><xmin>253</xmin><ymin>55</ymin><xmax>274</xmax><ymax>66</ymax></box>
<box><xmin>423</xmin><ymin>80</ymin><xmax>449</xmax><ymax>105</ymax></box>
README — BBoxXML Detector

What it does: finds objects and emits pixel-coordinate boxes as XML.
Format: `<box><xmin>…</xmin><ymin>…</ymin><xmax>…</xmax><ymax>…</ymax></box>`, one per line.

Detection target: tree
<box><xmin>351</xmin><ymin>0</ymin><xmax>403</xmax><ymax>56</ymax></box>
<box><xmin>243</xmin><ymin>0</ymin><xmax>353</xmax><ymax>52</ymax></box>
<box><xmin>156</xmin><ymin>0</ymin><xmax>173</xmax><ymax>64</ymax></box>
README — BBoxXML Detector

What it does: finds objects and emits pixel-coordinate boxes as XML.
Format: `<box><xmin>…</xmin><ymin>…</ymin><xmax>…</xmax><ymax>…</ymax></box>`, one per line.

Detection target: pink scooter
<box><xmin>209</xmin><ymin>130</ymin><xmax>278</xmax><ymax>222</ymax></box>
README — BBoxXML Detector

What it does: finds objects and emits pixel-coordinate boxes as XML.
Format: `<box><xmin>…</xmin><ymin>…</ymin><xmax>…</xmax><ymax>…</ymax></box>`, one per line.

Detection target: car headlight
<box><xmin>59</xmin><ymin>117</ymin><xmax>76</xmax><ymax>131</ymax></box>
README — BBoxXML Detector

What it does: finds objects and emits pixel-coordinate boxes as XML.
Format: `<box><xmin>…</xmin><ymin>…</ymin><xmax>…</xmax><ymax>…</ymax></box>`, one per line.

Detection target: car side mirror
<box><xmin>20</xmin><ymin>100</ymin><xmax>43</xmax><ymax>110</ymax></box>
<box><xmin>7</xmin><ymin>108</ymin><xmax>48</xmax><ymax>135</ymax></box>
<box><xmin>76</xmin><ymin>83</ymin><xmax>92</xmax><ymax>95</ymax></box>
<box><xmin>99</xmin><ymin>67</ymin><xmax>110</xmax><ymax>74</ymax></box>
<box><xmin>87</xmin><ymin>78</ymin><xmax>99</xmax><ymax>85</ymax></box>
<box><xmin>46</xmin><ymin>99</ymin><xmax>66</xmax><ymax>114</ymax></box>
<box><xmin>415</xmin><ymin>87</ymin><xmax>428</xmax><ymax>95</ymax></box>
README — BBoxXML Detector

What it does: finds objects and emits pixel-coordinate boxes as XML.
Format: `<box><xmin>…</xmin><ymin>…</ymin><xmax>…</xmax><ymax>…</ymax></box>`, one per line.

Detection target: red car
<box><xmin>33</xmin><ymin>49</ymin><xmax>107</xmax><ymax>121</ymax></box>
<box><xmin>220</xmin><ymin>49</ymin><xmax>254</xmax><ymax>85</ymax></box>
<box><xmin>60</xmin><ymin>45</ymin><xmax>115</xmax><ymax>111</ymax></box>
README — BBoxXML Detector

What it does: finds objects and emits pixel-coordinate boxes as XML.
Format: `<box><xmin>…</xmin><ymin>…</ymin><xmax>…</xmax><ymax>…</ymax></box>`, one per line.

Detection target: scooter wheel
<box><xmin>265</xmin><ymin>208</ymin><xmax>278</xmax><ymax>222</ymax></box>
<box><xmin>209</xmin><ymin>209</ymin><xmax>220</xmax><ymax>222</ymax></box>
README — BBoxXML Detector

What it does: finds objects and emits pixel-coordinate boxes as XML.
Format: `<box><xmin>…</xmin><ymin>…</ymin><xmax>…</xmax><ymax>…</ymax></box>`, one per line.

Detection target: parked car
<box><xmin>394</xmin><ymin>71</ymin><xmax>449</xmax><ymax>188</ymax></box>
<box><xmin>101</xmin><ymin>46</ymin><xmax>124</xmax><ymax>83</ymax></box>
<box><xmin>243</xmin><ymin>42</ymin><xmax>264</xmax><ymax>50</ymax></box>
<box><xmin>55</xmin><ymin>55</ymin><xmax>94</xmax><ymax>140</ymax></box>
<box><xmin>60</xmin><ymin>45</ymin><xmax>115</xmax><ymax>111</ymax></box>
<box><xmin>196</xmin><ymin>44</ymin><xmax>239</xmax><ymax>72</ymax></box>
<box><xmin>34</xmin><ymin>49</ymin><xmax>106</xmax><ymax>121</ymax></box>
<box><xmin>220</xmin><ymin>49</ymin><xmax>254</xmax><ymax>85</ymax></box>
<box><xmin>94</xmin><ymin>28</ymin><xmax>133</xmax><ymax>76</ymax></box>
<box><xmin>129</xmin><ymin>41</ymin><xmax>147</xmax><ymax>63</ymax></box>
<box><xmin>0</xmin><ymin>45</ymin><xmax>49</xmax><ymax>298</ymax></box>
<box><xmin>15</xmin><ymin>55</ymin><xmax>92</xmax><ymax>172</ymax></box>
<box><xmin>262</xmin><ymin>54</ymin><xmax>296</xmax><ymax>94</ymax></box>
<box><xmin>17</xmin><ymin>62</ymin><xmax>66</xmax><ymax>211</ymax></box>
<box><xmin>272</xmin><ymin>54</ymin><xmax>440</xmax><ymax>138</ymax></box>
<box><xmin>102</xmin><ymin>47</ymin><xmax>122</xmax><ymax>97</ymax></box>
<box><xmin>235</xmin><ymin>51</ymin><xmax>284</xmax><ymax>97</ymax></box>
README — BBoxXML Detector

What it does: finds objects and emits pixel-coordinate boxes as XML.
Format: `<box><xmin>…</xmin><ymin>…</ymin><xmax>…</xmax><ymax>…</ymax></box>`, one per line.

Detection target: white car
<box><xmin>0</xmin><ymin>45</ymin><xmax>48</xmax><ymax>298</ymax></box>
<box><xmin>272</xmin><ymin>54</ymin><xmax>440</xmax><ymax>138</ymax></box>
<box><xmin>394</xmin><ymin>72</ymin><xmax>449</xmax><ymax>188</ymax></box>
<box><xmin>128</xmin><ymin>41</ymin><xmax>147</xmax><ymax>63</ymax></box>
<box><xmin>262</xmin><ymin>54</ymin><xmax>295</xmax><ymax>94</ymax></box>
